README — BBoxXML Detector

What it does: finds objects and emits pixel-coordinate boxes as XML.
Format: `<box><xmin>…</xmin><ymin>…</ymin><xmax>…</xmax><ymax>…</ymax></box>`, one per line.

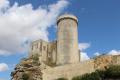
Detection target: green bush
<box><xmin>105</xmin><ymin>65</ymin><xmax>120</xmax><ymax>78</ymax></box>
<box><xmin>72</xmin><ymin>72</ymin><xmax>100</xmax><ymax>80</ymax></box>
<box><xmin>32</xmin><ymin>54</ymin><xmax>39</xmax><ymax>61</ymax></box>
<box><xmin>32</xmin><ymin>54</ymin><xmax>40</xmax><ymax>65</ymax></box>
<box><xmin>22</xmin><ymin>73</ymin><xmax>29</xmax><ymax>80</ymax></box>
<box><xmin>72</xmin><ymin>76</ymin><xmax>81</xmax><ymax>80</ymax></box>
<box><xmin>72</xmin><ymin>65</ymin><xmax>120</xmax><ymax>80</ymax></box>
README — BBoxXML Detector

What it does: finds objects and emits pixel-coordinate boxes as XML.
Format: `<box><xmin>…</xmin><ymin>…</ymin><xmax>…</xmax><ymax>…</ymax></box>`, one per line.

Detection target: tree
<box><xmin>72</xmin><ymin>65</ymin><xmax>120</xmax><ymax>80</ymax></box>
<box><xmin>105</xmin><ymin>65</ymin><xmax>120</xmax><ymax>79</ymax></box>
<box><xmin>32</xmin><ymin>54</ymin><xmax>40</xmax><ymax>66</ymax></box>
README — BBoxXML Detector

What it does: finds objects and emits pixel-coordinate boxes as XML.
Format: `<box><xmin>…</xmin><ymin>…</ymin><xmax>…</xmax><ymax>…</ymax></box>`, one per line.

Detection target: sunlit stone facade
<box><xmin>30</xmin><ymin>14</ymin><xmax>80</xmax><ymax>66</ymax></box>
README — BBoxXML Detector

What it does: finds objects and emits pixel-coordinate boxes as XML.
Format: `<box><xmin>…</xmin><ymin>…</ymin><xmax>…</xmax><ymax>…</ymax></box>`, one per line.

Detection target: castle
<box><xmin>29</xmin><ymin>14</ymin><xmax>120</xmax><ymax>80</ymax></box>
<box><xmin>11</xmin><ymin>14</ymin><xmax>120</xmax><ymax>80</ymax></box>
<box><xmin>30</xmin><ymin>14</ymin><xmax>80</xmax><ymax>66</ymax></box>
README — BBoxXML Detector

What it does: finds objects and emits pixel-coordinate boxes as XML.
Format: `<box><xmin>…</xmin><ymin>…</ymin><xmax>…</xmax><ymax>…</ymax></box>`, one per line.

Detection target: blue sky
<box><xmin>0</xmin><ymin>0</ymin><xmax>120</xmax><ymax>79</ymax></box>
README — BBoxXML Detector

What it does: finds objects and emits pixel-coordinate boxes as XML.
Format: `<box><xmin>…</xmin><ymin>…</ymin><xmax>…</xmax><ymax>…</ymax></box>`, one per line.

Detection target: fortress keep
<box><xmin>30</xmin><ymin>14</ymin><xmax>80</xmax><ymax>66</ymax></box>
<box><xmin>57</xmin><ymin>14</ymin><xmax>79</xmax><ymax>65</ymax></box>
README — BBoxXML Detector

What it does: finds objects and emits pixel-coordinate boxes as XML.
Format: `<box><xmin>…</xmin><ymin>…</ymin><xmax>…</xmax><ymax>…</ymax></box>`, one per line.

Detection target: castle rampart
<box><xmin>42</xmin><ymin>60</ymin><xmax>95</xmax><ymax>80</ymax></box>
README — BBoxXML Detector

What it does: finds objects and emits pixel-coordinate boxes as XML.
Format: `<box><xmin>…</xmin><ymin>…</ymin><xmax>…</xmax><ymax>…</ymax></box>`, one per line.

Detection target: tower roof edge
<box><xmin>57</xmin><ymin>14</ymin><xmax>78</xmax><ymax>25</ymax></box>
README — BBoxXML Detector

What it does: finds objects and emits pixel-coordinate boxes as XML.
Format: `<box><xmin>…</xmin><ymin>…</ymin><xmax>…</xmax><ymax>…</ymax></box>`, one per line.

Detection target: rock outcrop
<box><xmin>11</xmin><ymin>55</ymin><xmax>42</xmax><ymax>80</ymax></box>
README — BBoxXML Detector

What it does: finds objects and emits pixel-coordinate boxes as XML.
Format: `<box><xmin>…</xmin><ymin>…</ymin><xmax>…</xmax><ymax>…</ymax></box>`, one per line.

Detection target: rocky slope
<box><xmin>11</xmin><ymin>55</ymin><xmax>42</xmax><ymax>80</ymax></box>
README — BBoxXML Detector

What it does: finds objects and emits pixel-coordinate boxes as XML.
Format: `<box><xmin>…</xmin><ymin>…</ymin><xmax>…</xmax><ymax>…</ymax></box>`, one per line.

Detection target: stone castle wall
<box><xmin>42</xmin><ymin>60</ymin><xmax>95</xmax><ymax>80</ymax></box>
<box><xmin>42</xmin><ymin>55</ymin><xmax>120</xmax><ymax>80</ymax></box>
<box><xmin>30</xmin><ymin>40</ymin><xmax>57</xmax><ymax>65</ymax></box>
<box><xmin>112</xmin><ymin>55</ymin><xmax>120</xmax><ymax>65</ymax></box>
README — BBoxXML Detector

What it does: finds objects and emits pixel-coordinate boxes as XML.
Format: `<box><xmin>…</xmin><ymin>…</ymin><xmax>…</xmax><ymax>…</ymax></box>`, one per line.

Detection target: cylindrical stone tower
<box><xmin>57</xmin><ymin>14</ymin><xmax>79</xmax><ymax>65</ymax></box>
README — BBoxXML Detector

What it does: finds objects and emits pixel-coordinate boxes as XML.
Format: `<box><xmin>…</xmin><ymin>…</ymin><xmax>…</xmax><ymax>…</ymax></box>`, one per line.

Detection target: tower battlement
<box><xmin>57</xmin><ymin>14</ymin><xmax>78</xmax><ymax>25</ymax></box>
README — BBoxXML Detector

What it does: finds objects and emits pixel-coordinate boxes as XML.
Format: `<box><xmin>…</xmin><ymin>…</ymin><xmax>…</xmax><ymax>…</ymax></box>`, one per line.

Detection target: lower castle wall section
<box><xmin>42</xmin><ymin>60</ymin><xmax>95</xmax><ymax>80</ymax></box>
<box><xmin>116</xmin><ymin>55</ymin><xmax>120</xmax><ymax>65</ymax></box>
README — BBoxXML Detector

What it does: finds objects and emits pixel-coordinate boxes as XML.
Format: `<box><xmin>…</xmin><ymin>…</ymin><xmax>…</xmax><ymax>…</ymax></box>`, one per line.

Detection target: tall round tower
<box><xmin>57</xmin><ymin>14</ymin><xmax>79</xmax><ymax>65</ymax></box>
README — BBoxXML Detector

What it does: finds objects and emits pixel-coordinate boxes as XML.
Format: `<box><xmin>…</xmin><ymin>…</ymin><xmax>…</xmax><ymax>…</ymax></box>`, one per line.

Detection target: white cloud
<box><xmin>78</xmin><ymin>43</ymin><xmax>90</xmax><ymax>61</ymax></box>
<box><xmin>80</xmin><ymin>52</ymin><xmax>90</xmax><ymax>61</ymax></box>
<box><xmin>79</xmin><ymin>43</ymin><xmax>90</xmax><ymax>50</ymax></box>
<box><xmin>94</xmin><ymin>50</ymin><xmax>120</xmax><ymax>57</ymax></box>
<box><xmin>0</xmin><ymin>63</ymin><xmax>9</xmax><ymax>72</ymax></box>
<box><xmin>0</xmin><ymin>0</ymin><xmax>9</xmax><ymax>9</ymax></box>
<box><xmin>94</xmin><ymin>52</ymin><xmax>100</xmax><ymax>56</ymax></box>
<box><xmin>0</xmin><ymin>49</ymin><xmax>12</xmax><ymax>56</ymax></box>
<box><xmin>0</xmin><ymin>0</ymin><xmax>69</xmax><ymax>56</ymax></box>
<box><xmin>108</xmin><ymin>50</ymin><xmax>120</xmax><ymax>55</ymax></box>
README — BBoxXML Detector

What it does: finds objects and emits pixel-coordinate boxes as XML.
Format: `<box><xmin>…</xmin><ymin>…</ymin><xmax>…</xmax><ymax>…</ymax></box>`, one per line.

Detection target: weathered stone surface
<box><xmin>57</xmin><ymin>14</ymin><xmax>79</xmax><ymax>65</ymax></box>
<box><xmin>11</xmin><ymin>57</ymin><xmax>42</xmax><ymax>80</ymax></box>
<box><xmin>42</xmin><ymin>60</ymin><xmax>94</xmax><ymax>80</ymax></box>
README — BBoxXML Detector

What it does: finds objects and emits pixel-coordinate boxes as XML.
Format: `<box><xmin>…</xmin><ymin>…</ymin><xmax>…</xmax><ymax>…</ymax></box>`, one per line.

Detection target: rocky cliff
<box><xmin>11</xmin><ymin>55</ymin><xmax>42</xmax><ymax>80</ymax></box>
